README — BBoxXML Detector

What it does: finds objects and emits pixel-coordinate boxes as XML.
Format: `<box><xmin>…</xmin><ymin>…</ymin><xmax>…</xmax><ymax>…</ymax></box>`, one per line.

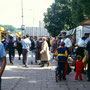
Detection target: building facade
<box><xmin>26</xmin><ymin>27</ymin><xmax>50</xmax><ymax>37</ymax></box>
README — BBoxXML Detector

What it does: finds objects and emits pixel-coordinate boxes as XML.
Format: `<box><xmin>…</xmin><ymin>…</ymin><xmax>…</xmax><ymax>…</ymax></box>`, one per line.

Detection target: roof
<box><xmin>80</xmin><ymin>20</ymin><xmax>90</xmax><ymax>26</ymax></box>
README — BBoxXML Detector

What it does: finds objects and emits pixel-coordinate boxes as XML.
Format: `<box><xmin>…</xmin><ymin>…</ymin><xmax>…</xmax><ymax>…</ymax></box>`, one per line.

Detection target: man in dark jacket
<box><xmin>30</xmin><ymin>37</ymin><xmax>35</xmax><ymax>64</ymax></box>
<box><xmin>86</xmin><ymin>40</ymin><xmax>90</xmax><ymax>81</ymax></box>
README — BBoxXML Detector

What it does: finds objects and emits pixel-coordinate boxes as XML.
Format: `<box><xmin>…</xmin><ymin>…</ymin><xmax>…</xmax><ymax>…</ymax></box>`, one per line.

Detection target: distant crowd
<box><xmin>0</xmin><ymin>32</ymin><xmax>90</xmax><ymax>84</ymax></box>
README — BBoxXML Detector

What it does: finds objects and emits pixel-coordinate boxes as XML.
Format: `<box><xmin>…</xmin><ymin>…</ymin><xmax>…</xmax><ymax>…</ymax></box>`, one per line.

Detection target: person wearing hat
<box><xmin>40</xmin><ymin>37</ymin><xmax>50</xmax><ymax>67</ymax></box>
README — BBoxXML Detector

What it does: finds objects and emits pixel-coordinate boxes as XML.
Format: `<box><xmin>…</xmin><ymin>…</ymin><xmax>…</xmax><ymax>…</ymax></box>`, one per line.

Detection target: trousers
<box><xmin>58</xmin><ymin>62</ymin><xmax>66</xmax><ymax>79</ymax></box>
<box><xmin>22</xmin><ymin>49</ymin><xmax>29</xmax><ymax>65</ymax></box>
<box><xmin>75</xmin><ymin>71</ymin><xmax>82</xmax><ymax>80</ymax></box>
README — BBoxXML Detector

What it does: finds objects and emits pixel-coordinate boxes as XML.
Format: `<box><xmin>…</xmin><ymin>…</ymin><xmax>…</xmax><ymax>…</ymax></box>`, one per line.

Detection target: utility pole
<box><xmin>21</xmin><ymin>0</ymin><xmax>25</xmax><ymax>36</ymax></box>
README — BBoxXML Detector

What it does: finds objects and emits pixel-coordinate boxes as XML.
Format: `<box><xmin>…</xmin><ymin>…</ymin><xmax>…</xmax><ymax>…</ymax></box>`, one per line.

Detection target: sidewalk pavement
<box><xmin>2</xmin><ymin>52</ymin><xmax>90</xmax><ymax>90</ymax></box>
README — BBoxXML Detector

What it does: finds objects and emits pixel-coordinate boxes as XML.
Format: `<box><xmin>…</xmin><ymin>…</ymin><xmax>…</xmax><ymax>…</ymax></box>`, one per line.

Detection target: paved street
<box><xmin>2</xmin><ymin>52</ymin><xmax>90</xmax><ymax>90</ymax></box>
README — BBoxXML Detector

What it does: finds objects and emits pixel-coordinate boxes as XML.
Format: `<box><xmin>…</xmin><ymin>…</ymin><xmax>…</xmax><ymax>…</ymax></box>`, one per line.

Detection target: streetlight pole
<box><xmin>21</xmin><ymin>0</ymin><xmax>24</xmax><ymax>36</ymax></box>
<box><xmin>21</xmin><ymin>0</ymin><xmax>23</xmax><ymax>25</ymax></box>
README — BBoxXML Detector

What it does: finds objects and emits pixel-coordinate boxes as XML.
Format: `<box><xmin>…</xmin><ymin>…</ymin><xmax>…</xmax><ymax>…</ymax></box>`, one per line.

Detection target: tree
<box><xmin>0</xmin><ymin>24</ymin><xmax>18</xmax><ymax>32</ymax></box>
<box><xmin>44</xmin><ymin>0</ymin><xmax>75</xmax><ymax>37</ymax></box>
<box><xmin>71</xmin><ymin>0</ymin><xmax>90</xmax><ymax>25</ymax></box>
<box><xmin>78</xmin><ymin>0</ymin><xmax>90</xmax><ymax>19</ymax></box>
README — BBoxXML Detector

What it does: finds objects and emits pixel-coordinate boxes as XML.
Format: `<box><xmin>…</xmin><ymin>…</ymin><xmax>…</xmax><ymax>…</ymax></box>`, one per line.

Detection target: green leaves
<box><xmin>44</xmin><ymin>0</ymin><xmax>75</xmax><ymax>37</ymax></box>
<box><xmin>0</xmin><ymin>25</ymin><xmax>21</xmax><ymax>32</ymax></box>
<box><xmin>72</xmin><ymin>0</ymin><xmax>90</xmax><ymax>25</ymax></box>
<box><xmin>44</xmin><ymin>0</ymin><xmax>90</xmax><ymax>37</ymax></box>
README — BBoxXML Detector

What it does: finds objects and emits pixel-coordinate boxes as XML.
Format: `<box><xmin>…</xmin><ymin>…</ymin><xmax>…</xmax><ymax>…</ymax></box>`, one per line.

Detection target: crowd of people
<box><xmin>0</xmin><ymin>32</ymin><xmax>90</xmax><ymax>89</ymax></box>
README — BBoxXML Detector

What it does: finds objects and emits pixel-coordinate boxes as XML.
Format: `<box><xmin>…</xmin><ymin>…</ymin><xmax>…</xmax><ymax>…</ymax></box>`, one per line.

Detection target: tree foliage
<box><xmin>78</xmin><ymin>0</ymin><xmax>90</xmax><ymax>19</ymax></box>
<box><xmin>0</xmin><ymin>24</ymin><xmax>16</xmax><ymax>32</ymax></box>
<box><xmin>44</xmin><ymin>0</ymin><xmax>75</xmax><ymax>37</ymax></box>
<box><xmin>44</xmin><ymin>0</ymin><xmax>90</xmax><ymax>37</ymax></box>
<box><xmin>0</xmin><ymin>24</ymin><xmax>21</xmax><ymax>32</ymax></box>
<box><xmin>71</xmin><ymin>0</ymin><xmax>90</xmax><ymax>25</ymax></box>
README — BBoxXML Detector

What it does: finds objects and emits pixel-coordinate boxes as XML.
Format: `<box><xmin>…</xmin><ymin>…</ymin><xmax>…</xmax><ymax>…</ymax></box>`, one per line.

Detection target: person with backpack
<box><xmin>6</xmin><ymin>36</ymin><xmax>15</xmax><ymax>64</ymax></box>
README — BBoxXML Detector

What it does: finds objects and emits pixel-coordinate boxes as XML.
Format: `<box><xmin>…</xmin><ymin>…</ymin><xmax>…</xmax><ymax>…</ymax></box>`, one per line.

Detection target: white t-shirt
<box><xmin>22</xmin><ymin>38</ymin><xmax>31</xmax><ymax>50</ymax></box>
<box><xmin>61</xmin><ymin>38</ymin><xmax>72</xmax><ymax>48</ymax></box>
<box><xmin>78</xmin><ymin>37</ymin><xmax>90</xmax><ymax>47</ymax></box>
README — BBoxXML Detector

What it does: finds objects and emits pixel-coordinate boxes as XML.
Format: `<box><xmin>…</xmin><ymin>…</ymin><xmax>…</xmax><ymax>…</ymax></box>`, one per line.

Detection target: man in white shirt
<box><xmin>22</xmin><ymin>35</ymin><xmax>31</xmax><ymax>67</ymax></box>
<box><xmin>77</xmin><ymin>33</ymin><xmax>90</xmax><ymax>58</ymax></box>
<box><xmin>61</xmin><ymin>32</ymin><xmax>72</xmax><ymax>54</ymax></box>
<box><xmin>78</xmin><ymin>33</ymin><xmax>90</xmax><ymax>48</ymax></box>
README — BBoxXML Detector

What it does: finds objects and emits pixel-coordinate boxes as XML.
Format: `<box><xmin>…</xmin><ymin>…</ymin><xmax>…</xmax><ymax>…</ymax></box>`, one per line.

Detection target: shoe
<box><xmin>31</xmin><ymin>62</ymin><xmax>33</xmax><ymax>64</ymax></box>
<box><xmin>39</xmin><ymin>63</ymin><xmax>41</xmax><ymax>65</ymax></box>
<box><xmin>19</xmin><ymin>57</ymin><xmax>21</xmax><ymax>60</ymax></box>
<box><xmin>11</xmin><ymin>61</ymin><xmax>13</xmax><ymax>65</ymax></box>
<box><xmin>47</xmin><ymin>62</ymin><xmax>49</xmax><ymax>67</ymax></box>
<box><xmin>63</xmin><ymin>78</ymin><xmax>66</xmax><ymax>80</ymax></box>
<box><xmin>35</xmin><ymin>61</ymin><xmax>37</xmax><ymax>63</ymax></box>
<box><xmin>40</xmin><ymin>64</ymin><xmax>44</xmax><ymax>67</ymax></box>
<box><xmin>58</xmin><ymin>76</ymin><xmax>61</xmax><ymax>81</ymax></box>
<box><xmin>25</xmin><ymin>65</ymin><xmax>28</xmax><ymax>68</ymax></box>
<box><xmin>87</xmin><ymin>79</ymin><xmax>90</xmax><ymax>82</ymax></box>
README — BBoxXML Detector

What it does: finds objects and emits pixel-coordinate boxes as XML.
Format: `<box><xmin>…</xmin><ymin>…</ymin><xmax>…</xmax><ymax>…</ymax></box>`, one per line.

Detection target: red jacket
<box><xmin>76</xmin><ymin>60</ymin><xmax>84</xmax><ymax>72</ymax></box>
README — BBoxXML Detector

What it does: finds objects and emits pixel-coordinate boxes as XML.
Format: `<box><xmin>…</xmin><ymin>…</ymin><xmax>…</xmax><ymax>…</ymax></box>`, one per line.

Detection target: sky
<box><xmin>0</xmin><ymin>0</ymin><xmax>54</xmax><ymax>28</ymax></box>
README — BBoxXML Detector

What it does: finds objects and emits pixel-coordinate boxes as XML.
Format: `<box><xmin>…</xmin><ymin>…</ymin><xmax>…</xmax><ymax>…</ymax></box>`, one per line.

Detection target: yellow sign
<box><xmin>0</xmin><ymin>27</ymin><xmax>4</xmax><ymax>31</ymax></box>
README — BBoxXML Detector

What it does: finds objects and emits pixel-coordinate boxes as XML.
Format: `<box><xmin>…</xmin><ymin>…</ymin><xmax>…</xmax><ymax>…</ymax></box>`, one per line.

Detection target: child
<box><xmin>54</xmin><ymin>42</ymin><xmax>68</xmax><ymax>80</ymax></box>
<box><xmin>75</xmin><ymin>55</ymin><xmax>84</xmax><ymax>80</ymax></box>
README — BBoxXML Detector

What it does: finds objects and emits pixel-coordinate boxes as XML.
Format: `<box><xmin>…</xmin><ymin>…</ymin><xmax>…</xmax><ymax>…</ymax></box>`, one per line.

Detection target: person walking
<box><xmin>6</xmin><ymin>36</ymin><xmax>15</xmax><ymax>64</ymax></box>
<box><xmin>22</xmin><ymin>35</ymin><xmax>31</xmax><ymax>67</ymax></box>
<box><xmin>0</xmin><ymin>42</ymin><xmax>6</xmax><ymax>90</ymax></box>
<box><xmin>30</xmin><ymin>37</ymin><xmax>35</xmax><ymax>64</ymax></box>
<box><xmin>16</xmin><ymin>37</ymin><xmax>22</xmax><ymax>60</ymax></box>
<box><xmin>35</xmin><ymin>38</ymin><xmax>42</xmax><ymax>64</ymax></box>
<box><xmin>40</xmin><ymin>37</ymin><xmax>50</xmax><ymax>67</ymax></box>
<box><xmin>51</xmin><ymin>39</ymin><xmax>58</xmax><ymax>59</ymax></box>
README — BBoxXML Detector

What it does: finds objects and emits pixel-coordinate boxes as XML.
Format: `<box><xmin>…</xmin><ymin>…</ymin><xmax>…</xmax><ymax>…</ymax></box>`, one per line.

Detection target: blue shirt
<box><xmin>0</xmin><ymin>42</ymin><xmax>6</xmax><ymax>67</ymax></box>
